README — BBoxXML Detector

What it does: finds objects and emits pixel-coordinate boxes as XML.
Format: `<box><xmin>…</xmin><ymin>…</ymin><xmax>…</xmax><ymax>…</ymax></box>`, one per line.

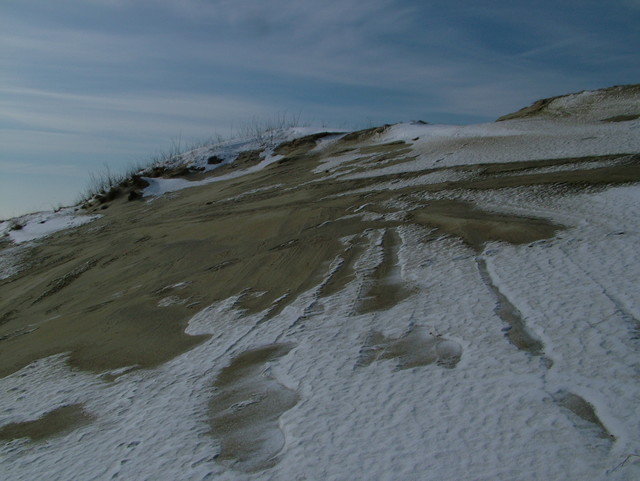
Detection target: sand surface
<box><xmin>1</xmin><ymin>87</ymin><xmax>640</xmax><ymax>480</ymax></box>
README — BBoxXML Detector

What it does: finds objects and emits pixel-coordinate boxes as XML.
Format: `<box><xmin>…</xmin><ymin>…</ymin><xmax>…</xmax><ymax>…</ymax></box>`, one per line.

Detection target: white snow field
<box><xmin>1</xmin><ymin>86</ymin><xmax>639</xmax><ymax>480</ymax></box>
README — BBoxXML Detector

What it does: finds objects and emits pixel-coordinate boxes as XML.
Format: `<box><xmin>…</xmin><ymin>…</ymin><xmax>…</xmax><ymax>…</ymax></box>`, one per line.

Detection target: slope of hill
<box><xmin>1</xmin><ymin>85</ymin><xmax>640</xmax><ymax>480</ymax></box>
<box><xmin>496</xmin><ymin>84</ymin><xmax>640</xmax><ymax>122</ymax></box>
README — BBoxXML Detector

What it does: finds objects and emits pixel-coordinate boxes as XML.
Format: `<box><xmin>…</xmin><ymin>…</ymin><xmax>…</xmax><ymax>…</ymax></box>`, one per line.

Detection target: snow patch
<box><xmin>1</xmin><ymin>208</ymin><xmax>100</xmax><ymax>245</ymax></box>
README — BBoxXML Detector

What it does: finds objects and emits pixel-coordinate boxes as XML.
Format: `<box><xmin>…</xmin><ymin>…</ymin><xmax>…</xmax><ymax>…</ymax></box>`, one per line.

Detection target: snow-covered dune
<box><xmin>1</xmin><ymin>85</ymin><xmax>639</xmax><ymax>481</ymax></box>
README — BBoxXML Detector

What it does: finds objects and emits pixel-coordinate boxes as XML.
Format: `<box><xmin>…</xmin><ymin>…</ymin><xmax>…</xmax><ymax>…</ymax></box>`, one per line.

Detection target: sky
<box><xmin>1</xmin><ymin>0</ymin><xmax>639</xmax><ymax>219</ymax></box>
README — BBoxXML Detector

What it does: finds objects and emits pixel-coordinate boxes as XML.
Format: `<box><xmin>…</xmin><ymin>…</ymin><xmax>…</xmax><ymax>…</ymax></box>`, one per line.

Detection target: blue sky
<box><xmin>1</xmin><ymin>0</ymin><xmax>639</xmax><ymax>219</ymax></box>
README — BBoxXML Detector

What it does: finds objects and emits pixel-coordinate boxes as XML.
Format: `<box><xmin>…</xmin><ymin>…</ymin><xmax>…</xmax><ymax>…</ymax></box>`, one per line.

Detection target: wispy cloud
<box><xmin>4</xmin><ymin>0</ymin><xmax>636</xmax><ymax>105</ymax></box>
<box><xmin>0</xmin><ymin>86</ymin><xmax>278</xmax><ymax>142</ymax></box>
<box><xmin>0</xmin><ymin>158</ymin><xmax>87</xmax><ymax>177</ymax></box>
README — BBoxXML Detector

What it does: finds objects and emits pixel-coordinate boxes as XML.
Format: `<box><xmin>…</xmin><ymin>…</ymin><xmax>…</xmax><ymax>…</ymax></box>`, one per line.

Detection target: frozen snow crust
<box><xmin>1</xmin><ymin>85</ymin><xmax>640</xmax><ymax>480</ymax></box>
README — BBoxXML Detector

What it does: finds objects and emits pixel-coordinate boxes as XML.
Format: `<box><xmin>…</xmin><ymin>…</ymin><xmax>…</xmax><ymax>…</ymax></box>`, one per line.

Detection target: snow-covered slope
<box><xmin>1</xmin><ymin>85</ymin><xmax>639</xmax><ymax>481</ymax></box>
<box><xmin>497</xmin><ymin>84</ymin><xmax>640</xmax><ymax>122</ymax></box>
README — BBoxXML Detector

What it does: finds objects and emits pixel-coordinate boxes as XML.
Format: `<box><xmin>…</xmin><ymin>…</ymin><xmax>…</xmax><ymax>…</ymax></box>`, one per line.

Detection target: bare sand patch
<box><xmin>0</xmin><ymin>404</ymin><xmax>94</xmax><ymax>442</ymax></box>
<box><xmin>357</xmin><ymin>229</ymin><xmax>416</xmax><ymax>313</ymax></box>
<box><xmin>318</xmin><ymin>235</ymin><xmax>369</xmax><ymax>299</ymax></box>
<box><xmin>409</xmin><ymin>200</ymin><xmax>561</xmax><ymax>252</ymax></box>
<box><xmin>209</xmin><ymin>343</ymin><xmax>298</xmax><ymax>472</ymax></box>
<box><xmin>476</xmin><ymin>257</ymin><xmax>547</xmax><ymax>360</ymax></box>
<box><xmin>357</xmin><ymin>326</ymin><xmax>462</xmax><ymax>370</ymax></box>
<box><xmin>555</xmin><ymin>391</ymin><xmax>614</xmax><ymax>441</ymax></box>
<box><xmin>273</xmin><ymin>132</ymin><xmax>341</xmax><ymax>159</ymax></box>
<box><xmin>601</xmin><ymin>114</ymin><xmax>640</xmax><ymax>122</ymax></box>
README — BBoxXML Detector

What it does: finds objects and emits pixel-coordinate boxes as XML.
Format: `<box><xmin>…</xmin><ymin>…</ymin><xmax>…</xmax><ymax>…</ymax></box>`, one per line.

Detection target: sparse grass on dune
<box><xmin>76</xmin><ymin>114</ymin><xmax>309</xmax><ymax>206</ymax></box>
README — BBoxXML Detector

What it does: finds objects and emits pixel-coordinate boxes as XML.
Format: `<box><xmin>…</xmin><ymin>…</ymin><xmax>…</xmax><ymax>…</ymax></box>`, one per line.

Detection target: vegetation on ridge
<box><xmin>76</xmin><ymin>114</ymin><xmax>310</xmax><ymax>210</ymax></box>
